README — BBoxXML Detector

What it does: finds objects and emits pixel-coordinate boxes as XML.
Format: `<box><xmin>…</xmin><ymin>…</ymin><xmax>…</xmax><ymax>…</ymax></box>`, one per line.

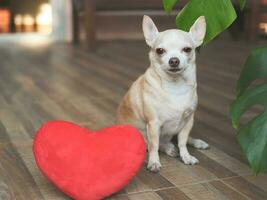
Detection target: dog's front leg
<box><xmin>178</xmin><ymin>115</ymin><xmax>199</xmax><ymax>165</ymax></box>
<box><xmin>147</xmin><ymin>121</ymin><xmax>162</xmax><ymax>172</ymax></box>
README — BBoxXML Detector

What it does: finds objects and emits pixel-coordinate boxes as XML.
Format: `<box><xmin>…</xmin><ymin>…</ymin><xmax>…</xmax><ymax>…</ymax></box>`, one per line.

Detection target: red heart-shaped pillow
<box><xmin>33</xmin><ymin>121</ymin><xmax>146</xmax><ymax>200</ymax></box>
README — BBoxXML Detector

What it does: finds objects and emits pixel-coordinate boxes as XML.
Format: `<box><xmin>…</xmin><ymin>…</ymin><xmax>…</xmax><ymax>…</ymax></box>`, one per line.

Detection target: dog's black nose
<box><xmin>169</xmin><ymin>57</ymin><xmax>180</xmax><ymax>68</ymax></box>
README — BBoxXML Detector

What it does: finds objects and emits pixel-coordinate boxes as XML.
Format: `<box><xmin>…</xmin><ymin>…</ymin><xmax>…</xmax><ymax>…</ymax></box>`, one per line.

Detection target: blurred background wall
<box><xmin>0</xmin><ymin>0</ymin><xmax>266</xmax><ymax>47</ymax></box>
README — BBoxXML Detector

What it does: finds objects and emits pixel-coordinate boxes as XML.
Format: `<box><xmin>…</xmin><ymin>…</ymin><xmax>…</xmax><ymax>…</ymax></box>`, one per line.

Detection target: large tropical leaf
<box><xmin>175</xmin><ymin>0</ymin><xmax>237</xmax><ymax>45</ymax></box>
<box><xmin>163</xmin><ymin>0</ymin><xmax>179</xmax><ymax>14</ymax></box>
<box><xmin>230</xmin><ymin>47</ymin><xmax>267</xmax><ymax>174</ymax></box>
<box><xmin>237</xmin><ymin>47</ymin><xmax>267</xmax><ymax>96</ymax></box>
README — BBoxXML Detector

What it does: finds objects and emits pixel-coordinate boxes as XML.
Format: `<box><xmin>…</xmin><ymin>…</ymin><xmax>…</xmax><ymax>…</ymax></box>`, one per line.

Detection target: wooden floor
<box><xmin>0</xmin><ymin>35</ymin><xmax>266</xmax><ymax>200</ymax></box>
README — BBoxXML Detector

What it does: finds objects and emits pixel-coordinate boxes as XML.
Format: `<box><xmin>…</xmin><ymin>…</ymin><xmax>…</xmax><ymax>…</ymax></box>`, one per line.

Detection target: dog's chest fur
<box><xmin>159</xmin><ymin>79</ymin><xmax>197</xmax><ymax>135</ymax></box>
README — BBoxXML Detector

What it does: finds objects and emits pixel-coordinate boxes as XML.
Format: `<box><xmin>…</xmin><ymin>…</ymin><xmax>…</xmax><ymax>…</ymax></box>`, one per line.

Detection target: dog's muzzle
<box><xmin>168</xmin><ymin>57</ymin><xmax>182</xmax><ymax>73</ymax></box>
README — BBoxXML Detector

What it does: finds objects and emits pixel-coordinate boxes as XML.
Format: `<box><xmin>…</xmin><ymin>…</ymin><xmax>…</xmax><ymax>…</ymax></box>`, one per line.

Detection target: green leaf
<box><xmin>237</xmin><ymin>47</ymin><xmax>267</xmax><ymax>96</ymax></box>
<box><xmin>163</xmin><ymin>0</ymin><xmax>179</xmax><ymax>14</ymax></box>
<box><xmin>230</xmin><ymin>47</ymin><xmax>267</xmax><ymax>174</ymax></box>
<box><xmin>175</xmin><ymin>0</ymin><xmax>237</xmax><ymax>45</ymax></box>
<box><xmin>230</xmin><ymin>84</ymin><xmax>267</xmax><ymax>130</ymax></box>
<box><xmin>239</xmin><ymin>0</ymin><xmax>246</xmax><ymax>10</ymax></box>
<box><xmin>238</xmin><ymin>113</ymin><xmax>267</xmax><ymax>174</ymax></box>
<box><xmin>230</xmin><ymin>84</ymin><xmax>267</xmax><ymax>173</ymax></box>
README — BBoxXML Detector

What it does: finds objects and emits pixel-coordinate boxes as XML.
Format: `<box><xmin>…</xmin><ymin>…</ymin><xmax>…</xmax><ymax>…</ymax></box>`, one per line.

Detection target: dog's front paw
<box><xmin>193</xmin><ymin>139</ymin><xmax>209</xmax><ymax>149</ymax></box>
<box><xmin>147</xmin><ymin>161</ymin><xmax>162</xmax><ymax>173</ymax></box>
<box><xmin>180</xmin><ymin>154</ymin><xmax>199</xmax><ymax>165</ymax></box>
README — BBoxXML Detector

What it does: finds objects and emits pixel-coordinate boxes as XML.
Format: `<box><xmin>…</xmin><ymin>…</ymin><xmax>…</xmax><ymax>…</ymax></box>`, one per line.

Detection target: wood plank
<box><xmin>107</xmin><ymin>195</ymin><xmax>130</xmax><ymax>200</ymax></box>
<box><xmin>156</xmin><ymin>188</ymin><xmax>190</xmax><ymax>200</ymax></box>
<box><xmin>124</xmin><ymin>165</ymin><xmax>174</xmax><ymax>194</ymax></box>
<box><xmin>128</xmin><ymin>192</ymin><xmax>162</xmax><ymax>200</ymax></box>
<box><xmin>244</xmin><ymin>174</ymin><xmax>267</xmax><ymax>192</ymax></box>
<box><xmin>223</xmin><ymin>177</ymin><xmax>267</xmax><ymax>200</ymax></box>
<box><xmin>179</xmin><ymin>180</ymin><xmax>248</xmax><ymax>200</ymax></box>
<box><xmin>196</xmin><ymin>145</ymin><xmax>252</xmax><ymax>176</ymax></box>
<box><xmin>0</xmin><ymin>143</ymin><xmax>44</xmax><ymax>200</ymax></box>
<box><xmin>159</xmin><ymin>161</ymin><xmax>217</xmax><ymax>187</ymax></box>
<box><xmin>190</xmin><ymin>149</ymin><xmax>237</xmax><ymax>179</ymax></box>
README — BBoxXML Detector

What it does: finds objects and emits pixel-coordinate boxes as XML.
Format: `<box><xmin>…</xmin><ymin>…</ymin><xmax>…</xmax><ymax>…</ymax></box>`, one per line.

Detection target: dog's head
<box><xmin>143</xmin><ymin>15</ymin><xmax>206</xmax><ymax>77</ymax></box>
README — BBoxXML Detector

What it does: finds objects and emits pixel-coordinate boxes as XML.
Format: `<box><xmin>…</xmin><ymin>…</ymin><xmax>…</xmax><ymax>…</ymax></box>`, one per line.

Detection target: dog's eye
<box><xmin>156</xmin><ymin>48</ymin><xmax>165</xmax><ymax>55</ymax></box>
<box><xmin>183</xmin><ymin>47</ymin><xmax>192</xmax><ymax>53</ymax></box>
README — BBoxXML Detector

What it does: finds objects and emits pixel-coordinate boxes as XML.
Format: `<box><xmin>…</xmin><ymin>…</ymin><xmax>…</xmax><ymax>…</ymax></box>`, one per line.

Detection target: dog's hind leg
<box><xmin>159</xmin><ymin>135</ymin><xmax>178</xmax><ymax>157</ymax></box>
<box><xmin>187</xmin><ymin>137</ymin><xmax>209</xmax><ymax>149</ymax></box>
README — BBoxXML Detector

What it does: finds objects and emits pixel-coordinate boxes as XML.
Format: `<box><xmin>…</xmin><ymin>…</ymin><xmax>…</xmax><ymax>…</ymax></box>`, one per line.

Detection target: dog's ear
<box><xmin>189</xmin><ymin>16</ymin><xmax>206</xmax><ymax>47</ymax></box>
<box><xmin>142</xmin><ymin>15</ymin><xmax>159</xmax><ymax>47</ymax></box>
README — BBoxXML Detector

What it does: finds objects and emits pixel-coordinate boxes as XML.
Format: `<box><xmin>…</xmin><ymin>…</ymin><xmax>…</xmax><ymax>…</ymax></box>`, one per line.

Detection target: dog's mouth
<box><xmin>167</xmin><ymin>68</ymin><xmax>183</xmax><ymax>73</ymax></box>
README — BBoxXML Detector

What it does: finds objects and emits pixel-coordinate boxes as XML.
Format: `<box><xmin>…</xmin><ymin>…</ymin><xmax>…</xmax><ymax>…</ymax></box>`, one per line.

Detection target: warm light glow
<box><xmin>40</xmin><ymin>3</ymin><xmax>51</xmax><ymax>13</ymax></box>
<box><xmin>23</xmin><ymin>14</ymin><xmax>35</xmax><ymax>26</ymax></box>
<box><xmin>14</xmin><ymin>14</ymin><xmax>23</xmax><ymax>25</ymax></box>
<box><xmin>36</xmin><ymin>3</ymin><xmax>52</xmax><ymax>34</ymax></box>
<box><xmin>259</xmin><ymin>23</ymin><xmax>267</xmax><ymax>34</ymax></box>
